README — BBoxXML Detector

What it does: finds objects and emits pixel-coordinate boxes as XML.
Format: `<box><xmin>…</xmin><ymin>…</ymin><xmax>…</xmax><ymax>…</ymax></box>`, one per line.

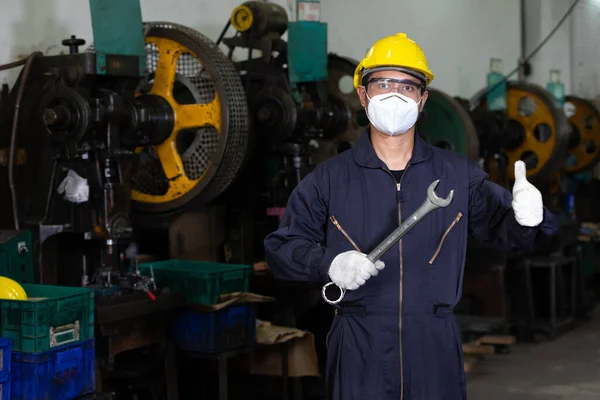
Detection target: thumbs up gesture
<box><xmin>512</xmin><ymin>161</ymin><xmax>543</xmax><ymax>227</ymax></box>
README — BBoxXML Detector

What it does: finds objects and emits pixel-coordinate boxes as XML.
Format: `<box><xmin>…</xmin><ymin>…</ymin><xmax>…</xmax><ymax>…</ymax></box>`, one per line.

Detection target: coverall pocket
<box><xmin>428</xmin><ymin>211</ymin><xmax>463</xmax><ymax>265</ymax></box>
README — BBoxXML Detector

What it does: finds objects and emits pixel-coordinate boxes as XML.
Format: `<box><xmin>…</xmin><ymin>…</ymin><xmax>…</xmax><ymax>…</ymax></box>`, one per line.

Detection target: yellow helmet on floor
<box><xmin>353</xmin><ymin>32</ymin><xmax>434</xmax><ymax>88</ymax></box>
<box><xmin>0</xmin><ymin>276</ymin><xmax>27</xmax><ymax>300</ymax></box>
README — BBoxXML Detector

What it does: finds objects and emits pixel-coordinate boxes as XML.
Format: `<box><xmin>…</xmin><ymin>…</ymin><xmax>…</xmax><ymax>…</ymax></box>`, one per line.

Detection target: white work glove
<box><xmin>57</xmin><ymin>169</ymin><xmax>89</xmax><ymax>204</ymax></box>
<box><xmin>328</xmin><ymin>250</ymin><xmax>385</xmax><ymax>290</ymax></box>
<box><xmin>512</xmin><ymin>160</ymin><xmax>543</xmax><ymax>227</ymax></box>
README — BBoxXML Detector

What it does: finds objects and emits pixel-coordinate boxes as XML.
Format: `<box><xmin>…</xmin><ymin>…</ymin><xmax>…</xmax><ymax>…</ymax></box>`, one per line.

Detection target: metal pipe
<box><xmin>519</xmin><ymin>0</ymin><xmax>526</xmax><ymax>81</ymax></box>
<box><xmin>0</xmin><ymin>58</ymin><xmax>27</xmax><ymax>72</ymax></box>
<box><xmin>521</xmin><ymin>0</ymin><xmax>526</xmax><ymax>60</ymax></box>
<box><xmin>8</xmin><ymin>52</ymin><xmax>43</xmax><ymax>230</ymax></box>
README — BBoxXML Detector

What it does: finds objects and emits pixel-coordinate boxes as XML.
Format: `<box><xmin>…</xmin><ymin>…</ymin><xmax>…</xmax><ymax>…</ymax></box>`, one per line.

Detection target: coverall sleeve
<box><xmin>467</xmin><ymin>161</ymin><xmax>558</xmax><ymax>253</ymax></box>
<box><xmin>263</xmin><ymin>169</ymin><xmax>337</xmax><ymax>283</ymax></box>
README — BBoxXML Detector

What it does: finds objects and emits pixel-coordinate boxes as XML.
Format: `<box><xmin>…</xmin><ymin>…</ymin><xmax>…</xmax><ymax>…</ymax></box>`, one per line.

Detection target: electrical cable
<box><xmin>216</xmin><ymin>20</ymin><xmax>232</xmax><ymax>46</ymax></box>
<box><xmin>469</xmin><ymin>0</ymin><xmax>581</xmax><ymax>110</ymax></box>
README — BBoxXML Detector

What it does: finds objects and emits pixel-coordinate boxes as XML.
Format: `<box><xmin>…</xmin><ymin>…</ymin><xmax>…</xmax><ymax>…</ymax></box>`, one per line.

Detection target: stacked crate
<box><xmin>139</xmin><ymin>260</ymin><xmax>256</xmax><ymax>353</ymax></box>
<box><xmin>0</xmin><ymin>337</ymin><xmax>12</xmax><ymax>398</ymax></box>
<box><xmin>0</xmin><ymin>284</ymin><xmax>95</xmax><ymax>399</ymax></box>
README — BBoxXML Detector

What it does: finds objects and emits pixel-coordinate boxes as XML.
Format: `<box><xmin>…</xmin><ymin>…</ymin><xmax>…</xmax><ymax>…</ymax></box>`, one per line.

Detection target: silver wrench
<box><xmin>322</xmin><ymin>179</ymin><xmax>454</xmax><ymax>305</ymax></box>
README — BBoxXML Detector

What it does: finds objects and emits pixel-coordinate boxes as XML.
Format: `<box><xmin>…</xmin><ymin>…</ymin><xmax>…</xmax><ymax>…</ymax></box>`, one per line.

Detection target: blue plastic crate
<box><xmin>0</xmin><ymin>375</ymin><xmax>10</xmax><ymax>400</ymax></box>
<box><xmin>173</xmin><ymin>304</ymin><xmax>257</xmax><ymax>353</ymax></box>
<box><xmin>11</xmin><ymin>338</ymin><xmax>95</xmax><ymax>400</ymax></box>
<box><xmin>0</xmin><ymin>338</ymin><xmax>11</xmax><ymax>382</ymax></box>
<box><xmin>75</xmin><ymin>392</ymin><xmax>115</xmax><ymax>400</ymax></box>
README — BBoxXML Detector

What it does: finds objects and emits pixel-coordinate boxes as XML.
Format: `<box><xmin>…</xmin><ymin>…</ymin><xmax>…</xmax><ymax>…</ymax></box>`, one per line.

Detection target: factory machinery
<box><xmin>0</xmin><ymin>0</ymin><xmax>363</xmax><ymax>395</ymax></box>
<box><xmin>417</xmin><ymin>73</ymin><xmax>600</xmax><ymax>340</ymax></box>
<box><xmin>0</xmin><ymin>0</ymin><xmax>596</xmax><ymax>395</ymax></box>
<box><xmin>0</xmin><ymin>1</ymin><xmax>215</xmax><ymax>395</ymax></box>
<box><xmin>204</xmin><ymin>0</ymin><xmax>367</xmax><ymax>264</ymax></box>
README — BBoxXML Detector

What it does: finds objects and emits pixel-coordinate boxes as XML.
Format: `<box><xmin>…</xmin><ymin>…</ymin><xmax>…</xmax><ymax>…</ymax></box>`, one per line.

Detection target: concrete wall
<box><xmin>0</xmin><ymin>0</ymin><xmax>520</xmax><ymax>98</ymax></box>
<box><xmin>0</xmin><ymin>0</ymin><xmax>595</xmax><ymax>98</ymax></box>
<box><xmin>524</xmin><ymin>0</ymin><xmax>574</xmax><ymax>95</ymax></box>
<box><xmin>321</xmin><ymin>0</ymin><xmax>521</xmax><ymax>98</ymax></box>
<box><xmin>571</xmin><ymin>0</ymin><xmax>600</xmax><ymax>99</ymax></box>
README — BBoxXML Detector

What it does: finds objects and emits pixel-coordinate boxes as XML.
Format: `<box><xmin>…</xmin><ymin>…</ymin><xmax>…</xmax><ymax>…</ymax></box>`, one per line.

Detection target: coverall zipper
<box><xmin>332</xmin><ymin>161</ymin><xmax>409</xmax><ymax>399</ymax></box>
<box><xmin>429</xmin><ymin>212</ymin><xmax>462</xmax><ymax>264</ymax></box>
<box><xmin>384</xmin><ymin>164</ymin><xmax>410</xmax><ymax>400</ymax></box>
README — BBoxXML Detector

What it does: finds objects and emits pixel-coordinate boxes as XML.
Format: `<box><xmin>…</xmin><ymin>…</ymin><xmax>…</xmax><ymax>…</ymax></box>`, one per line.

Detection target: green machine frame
<box><xmin>287</xmin><ymin>0</ymin><xmax>328</xmax><ymax>84</ymax></box>
<box><xmin>0</xmin><ymin>231</ymin><xmax>34</xmax><ymax>284</ymax></box>
<box><xmin>88</xmin><ymin>0</ymin><xmax>147</xmax><ymax>76</ymax></box>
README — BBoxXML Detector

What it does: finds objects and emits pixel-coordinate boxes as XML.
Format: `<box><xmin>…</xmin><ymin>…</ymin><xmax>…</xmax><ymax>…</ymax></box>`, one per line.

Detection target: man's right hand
<box><xmin>328</xmin><ymin>250</ymin><xmax>385</xmax><ymax>290</ymax></box>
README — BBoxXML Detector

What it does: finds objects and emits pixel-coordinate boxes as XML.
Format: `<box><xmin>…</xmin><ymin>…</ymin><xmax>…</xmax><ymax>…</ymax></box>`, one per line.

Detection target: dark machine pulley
<box><xmin>562</xmin><ymin>95</ymin><xmax>600</xmax><ymax>174</ymax></box>
<box><xmin>127</xmin><ymin>22</ymin><xmax>250</xmax><ymax>215</ymax></box>
<box><xmin>221</xmin><ymin>1</ymin><xmax>366</xmax><ymax>205</ymax></box>
<box><xmin>40</xmin><ymin>84</ymin><xmax>92</xmax><ymax>148</ymax></box>
<box><xmin>473</xmin><ymin>81</ymin><xmax>570</xmax><ymax>184</ymax></box>
<box><xmin>417</xmin><ymin>88</ymin><xmax>479</xmax><ymax>161</ymax></box>
<box><xmin>324</xmin><ymin>54</ymin><xmax>369</xmax><ymax>140</ymax></box>
<box><xmin>309</xmin><ymin>54</ymin><xmax>367</xmax><ymax>164</ymax></box>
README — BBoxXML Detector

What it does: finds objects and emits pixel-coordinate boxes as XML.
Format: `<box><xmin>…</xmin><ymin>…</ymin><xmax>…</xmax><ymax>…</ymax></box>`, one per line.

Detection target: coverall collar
<box><xmin>352</xmin><ymin>128</ymin><xmax>433</xmax><ymax>169</ymax></box>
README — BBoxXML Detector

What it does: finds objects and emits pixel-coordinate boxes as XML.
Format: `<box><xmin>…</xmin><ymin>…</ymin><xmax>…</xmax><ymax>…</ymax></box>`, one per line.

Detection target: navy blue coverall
<box><xmin>263</xmin><ymin>129</ymin><xmax>558</xmax><ymax>399</ymax></box>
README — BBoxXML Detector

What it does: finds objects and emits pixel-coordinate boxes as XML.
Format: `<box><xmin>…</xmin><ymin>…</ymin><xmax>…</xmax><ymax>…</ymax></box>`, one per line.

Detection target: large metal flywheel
<box><xmin>129</xmin><ymin>22</ymin><xmax>249</xmax><ymax>214</ymax></box>
<box><xmin>325</xmin><ymin>54</ymin><xmax>369</xmax><ymax>142</ymax></box>
<box><xmin>562</xmin><ymin>95</ymin><xmax>600</xmax><ymax>173</ymax></box>
<box><xmin>310</xmin><ymin>54</ymin><xmax>368</xmax><ymax>164</ymax></box>
<box><xmin>417</xmin><ymin>88</ymin><xmax>480</xmax><ymax>160</ymax></box>
<box><xmin>475</xmin><ymin>81</ymin><xmax>570</xmax><ymax>183</ymax></box>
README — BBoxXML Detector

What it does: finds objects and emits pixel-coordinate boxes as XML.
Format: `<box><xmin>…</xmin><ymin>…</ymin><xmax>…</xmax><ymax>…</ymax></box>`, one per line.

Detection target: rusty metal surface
<box><xmin>95</xmin><ymin>312</ymin><xmax>178</xmax><ymax>398</ymax></box>
<box><xmin>96</xmin><ymin>310</ymin><xmax>171</xmax><ymax>371</ymax></box>
<box><xmin>94</xmin><ymin>290</ymin><xmax>184</xmax><ymax>325</ymax></box>
<box><xmin>0</xmin><ymin>148</ymin><xmax>26</xmax><ymax>166</ymax></box>
<box><xmin>106</xmin><ymin>317</ymin><xmax>167</xmax><ymax>358</ymax></box>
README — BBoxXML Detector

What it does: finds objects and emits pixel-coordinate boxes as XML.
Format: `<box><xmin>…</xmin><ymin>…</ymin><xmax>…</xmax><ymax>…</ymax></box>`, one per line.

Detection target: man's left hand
<box><xmin>512</xmin><ymin>160</ymin><xmax>543</xmax><ymax>227</ymax></box>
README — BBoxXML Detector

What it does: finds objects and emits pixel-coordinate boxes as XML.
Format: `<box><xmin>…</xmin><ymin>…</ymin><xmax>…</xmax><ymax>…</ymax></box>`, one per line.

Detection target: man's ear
<box><xmin>357</xmin><ymin>86</ymin><xmax>368</xmax><ymax>108</ymax></box>
<box><xmin>419</xmin><ymin>90</ymin><xmax>429</xmax><ymax>112</ymax></box>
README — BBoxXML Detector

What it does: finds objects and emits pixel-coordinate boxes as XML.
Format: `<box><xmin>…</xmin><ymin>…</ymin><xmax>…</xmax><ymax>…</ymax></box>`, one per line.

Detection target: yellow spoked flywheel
<box><xmin>478</xmin><ymin>81</ymin><xmax>570</xmax><ymax>184</ymax></box>
<box><xmin>130</xmin><ymin>22</ymin><xmax>249</xmax><ymax>214</ymax></box>
<box><xmin>562</xmin><ymin>95</ymin><xmax>600</xmax><ymax>174</ymax></box>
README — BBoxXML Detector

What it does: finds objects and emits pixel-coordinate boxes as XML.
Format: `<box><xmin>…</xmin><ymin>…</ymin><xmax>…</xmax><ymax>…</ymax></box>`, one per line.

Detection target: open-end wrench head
<box><xmin>427</xmin><ymin>179</ymin><xmax>454</xmax><ymax>207</ymax></box>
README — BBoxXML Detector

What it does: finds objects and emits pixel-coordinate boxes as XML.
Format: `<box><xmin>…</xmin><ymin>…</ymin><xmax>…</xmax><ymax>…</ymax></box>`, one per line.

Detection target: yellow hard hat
<box><xmin>354</xmin><ymin>32</ymin><xmax>434</xmax><ymax>88</ymax></box>
<box><xmin>0</xmin><ymin>276</ymin><xmax>27</xmax><ymax>300</ymax></box>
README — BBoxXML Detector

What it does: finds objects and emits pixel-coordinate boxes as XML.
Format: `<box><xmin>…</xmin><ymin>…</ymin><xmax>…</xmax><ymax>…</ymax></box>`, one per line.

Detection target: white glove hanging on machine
<box><xmin>328</xmin><ymin>250</ymin><xmax>385</xmax><ymax>290</ymax></box>
<box><xmin>57</xmin><ymin>169</ymin><xmax>89</xmax><ymax>204</ymax></box>
<box><xmin>512</xmin><ymin>160</ymin><xmax>543</xmax><ymax>227</ymax></box>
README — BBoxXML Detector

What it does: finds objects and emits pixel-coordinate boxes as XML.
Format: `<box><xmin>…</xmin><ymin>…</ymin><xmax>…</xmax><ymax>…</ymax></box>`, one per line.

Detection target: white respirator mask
<box><xmin>365</xmin><ymin>92</ymin><xmax>421</xmax><ymax>136</ymax></box>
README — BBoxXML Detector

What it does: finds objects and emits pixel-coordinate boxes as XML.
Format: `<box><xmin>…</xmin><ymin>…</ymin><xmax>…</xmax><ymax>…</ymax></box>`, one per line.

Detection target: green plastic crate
<box><xmin>138</xmin><ymin>260</ymin><xmax>252</xmax><ymax>305</ymax></box>
<box><xmin>0</xmin><ymin>284</ymin><xmax>94</xmax><ymax>353</ymax></box>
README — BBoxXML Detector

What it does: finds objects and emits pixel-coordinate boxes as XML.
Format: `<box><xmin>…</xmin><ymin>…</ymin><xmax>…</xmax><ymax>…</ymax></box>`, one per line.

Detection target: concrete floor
<box><xmin>467</xmin><ymin>309</ymin><xmax>600</xmax><ymax>400</ymax></box>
